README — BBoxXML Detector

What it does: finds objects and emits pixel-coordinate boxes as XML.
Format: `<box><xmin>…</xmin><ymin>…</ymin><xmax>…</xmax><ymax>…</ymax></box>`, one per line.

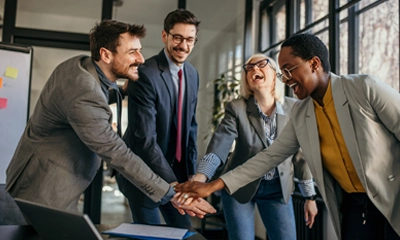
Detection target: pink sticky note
<box><xmin>0</xmin><ymin>98</ymin><xmax>8</xmax><ymax>109</ymax></box>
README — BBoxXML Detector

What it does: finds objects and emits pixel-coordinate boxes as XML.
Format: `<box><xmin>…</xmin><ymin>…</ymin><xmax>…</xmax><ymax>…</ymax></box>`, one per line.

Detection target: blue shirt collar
<box><xmin>92</xmin><ymin>60</ymin><xmax>118</xmax><ymax>99</ymax></box>
<box><xmin>163</xmin><ymin>48</ymin><xmax>185</xmax><ymax>74</ymax></box>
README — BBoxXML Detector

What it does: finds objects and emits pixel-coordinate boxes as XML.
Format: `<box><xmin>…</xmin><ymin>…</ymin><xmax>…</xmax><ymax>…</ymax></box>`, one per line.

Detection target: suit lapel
<box><xmin>304</xmin><ymin>98</ymin><xmax>326</xmax><ymax>196</ymax></box>
<box><xmin>183</xmin><ymin>64</ymin><xmax>194</xmax><ymax>129</ymax></box>
<box><xmin>330</xmin><ymin>74</ymin><xmax>366</xmax><ymax>185</ymax></box>
<box><xmin>158</xmin><ymin>50</ymin><xmax>176</xmax><ymax>112</ymax></box>
<box><xmin>275</xmin><ymin>102</ymin><xmax>287</xmax><ymax>136</ymax></box>
<box><xmin>247</xmin><ymin>97</ymin><xmax>267</xmax><ymax>148</ymax></box>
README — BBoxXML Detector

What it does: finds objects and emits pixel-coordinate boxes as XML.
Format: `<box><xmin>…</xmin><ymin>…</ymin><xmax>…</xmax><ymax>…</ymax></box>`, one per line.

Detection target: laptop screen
<box><xmin>14</xmin><ymin>198</ymin><xmax>103</xmax><ymax>240</ymax></box>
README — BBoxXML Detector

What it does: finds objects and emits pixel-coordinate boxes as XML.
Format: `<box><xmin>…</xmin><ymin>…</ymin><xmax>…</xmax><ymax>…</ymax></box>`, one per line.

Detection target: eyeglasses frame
<box><xmin>277</xmin><ymin>63</ymin><xmax>302</xmax><ymax>83</ymax></box>
<box><xmin>167</xmin><ymin>32</ymin><xmax>198</xmax><ymax>46</ymax></box>
<box><xmin>242</xmin><ymin>58</ymin><xmax>271</xmax><ymax>72</ymax></box>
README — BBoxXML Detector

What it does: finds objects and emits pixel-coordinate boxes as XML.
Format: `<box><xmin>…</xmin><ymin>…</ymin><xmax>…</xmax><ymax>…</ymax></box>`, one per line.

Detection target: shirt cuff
<box><xmin>298</xmin><ymin>179</ymin><xmax>317</xmax><ymax>197</ymax></box>
<box><xmin>160</xmin><ymin>186</ymin><xmax>175</xmax><ymax>205</ymax></box>
<box><xmin>196</xmin><ymin>153</ymin><xmax>222</xmax><ymax>181</ymax></box>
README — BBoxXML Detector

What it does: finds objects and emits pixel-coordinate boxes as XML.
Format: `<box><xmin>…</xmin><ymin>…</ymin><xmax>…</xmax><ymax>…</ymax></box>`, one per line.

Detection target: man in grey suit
<box><xmin>5</xmin><ymin>19</ymin><xmax>214</xmax><ymax>218</ymax></box>
<box><xmin>175</xmin><ymin>33</ymin><xmax>400</xmax><ymax>239</ymax></box>
<box><xmin>116</xmin><ymin>9</ymin><xmax>201</xmax><ymax>228</ymax></box>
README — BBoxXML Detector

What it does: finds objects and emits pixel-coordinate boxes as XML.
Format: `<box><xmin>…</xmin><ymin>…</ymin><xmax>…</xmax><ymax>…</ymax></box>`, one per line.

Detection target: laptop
<box><xmin>14</xmin><ymin>198</ymin><xmax>103</xmax><ymax>240</ymax></box>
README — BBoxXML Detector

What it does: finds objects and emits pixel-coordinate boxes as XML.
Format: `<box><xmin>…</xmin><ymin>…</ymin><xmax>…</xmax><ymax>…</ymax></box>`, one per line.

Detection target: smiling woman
<box><xmin>183</xmin><ymin>53</ymin><xmax>318</xmax><ymax>240</ymax></box>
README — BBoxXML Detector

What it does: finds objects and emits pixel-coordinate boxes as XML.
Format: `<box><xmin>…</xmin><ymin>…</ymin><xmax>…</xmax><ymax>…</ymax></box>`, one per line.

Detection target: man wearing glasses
<box><xmin>116</xmin><ymin>9</ymin><xmax>201</xmax><ymax>228</ymax></box>
<box><xmin>175</xmin><ymin>33</ymin><xmax>400</xmax><ymax>239</ymax></box>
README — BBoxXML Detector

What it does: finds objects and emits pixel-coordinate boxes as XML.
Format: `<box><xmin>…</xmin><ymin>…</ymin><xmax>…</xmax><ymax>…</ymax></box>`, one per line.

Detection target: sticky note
<box><xmin>5</xmin><ymin>67</ymin><xmax>19</xmax><ymax>79</ymax></box>
<box><xmin>0</xmin><ymin>77</ymin><xmax>2</xmax><ymax>88</ymax></box>
<box><xmin>0</xmin><ymin>98</ymin><xmax>7</xmax><ymax>109</ymax></box>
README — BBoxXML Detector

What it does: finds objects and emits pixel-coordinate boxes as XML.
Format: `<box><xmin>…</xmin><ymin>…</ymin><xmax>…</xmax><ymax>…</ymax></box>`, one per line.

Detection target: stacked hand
<box><xmin>169</xmin><ymin>180</ymin><xmax>216</xmax><ymax>218</ymax></box>
<box><xmin>172</xmin><ymin>174</ymin><xmax>225</xmax><ymax>205</ymax></box>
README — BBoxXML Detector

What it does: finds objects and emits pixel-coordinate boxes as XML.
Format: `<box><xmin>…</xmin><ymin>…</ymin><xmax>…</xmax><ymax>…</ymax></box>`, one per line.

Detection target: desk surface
<box><xmin>1</xmin><ymin>225</ymin><xmax>207</xmax><ymax>240</ymax></box>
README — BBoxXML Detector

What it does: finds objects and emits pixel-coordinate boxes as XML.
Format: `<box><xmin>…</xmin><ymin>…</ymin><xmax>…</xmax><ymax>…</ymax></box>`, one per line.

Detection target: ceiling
<box><xmin>0</xmin><ymin>0</ymin><xmax>243</xmax><ymax>31</ymax></box>
<box><xmin>0</xmin><ymin>0</ymin><xmax>245</xmax><ymax>56</ymax></box>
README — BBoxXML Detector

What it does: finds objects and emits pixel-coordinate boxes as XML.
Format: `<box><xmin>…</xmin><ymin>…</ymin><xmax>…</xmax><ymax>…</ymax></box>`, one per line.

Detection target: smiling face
<box><xmin>110</xmin><ymin>32</ymin><xmax>144</xmax><ymax>81</ymax></box>
<box><xmin>278</xmin><ymin>46</ymin><xmax>320</xmax><ymax>100</ymax></box>
<box><xmin>162</xmin><ymin>23</ymin><xmax>197</xmax><ymax>66</ymax></box>
<box><xmin>244</xmin><ymin>56</ymin><xmax>276</xmax><ymax>95</ymax></box>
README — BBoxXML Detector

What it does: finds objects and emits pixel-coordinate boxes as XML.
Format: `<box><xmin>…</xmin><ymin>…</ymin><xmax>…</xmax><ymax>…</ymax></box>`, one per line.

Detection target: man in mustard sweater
<box><xmin>175</xmin><ymin>33</ymin><xmax>400</xmax><ymax>240</ymax></box>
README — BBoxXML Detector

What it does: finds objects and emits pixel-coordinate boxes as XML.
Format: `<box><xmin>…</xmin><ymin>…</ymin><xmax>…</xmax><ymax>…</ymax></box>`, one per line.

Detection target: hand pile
<box><xmin>169</xmin><ymin>181</ymin><xmax>216</xmax><ymax>218</ymax></box>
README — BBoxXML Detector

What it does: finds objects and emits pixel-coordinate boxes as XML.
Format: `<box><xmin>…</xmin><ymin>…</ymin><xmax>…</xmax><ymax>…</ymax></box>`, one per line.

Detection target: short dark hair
<box><xmin>89</xmin><ymin>19</ymin><xmax>146</xmax><ymax>61</ymax></box>
<box><xmin>164</xmin><ymin>9</ymin><xmax>201</xmax><ymax>33</ymax></box>
<box><xmin>282</xmin><ymin>33</ymin><xmax>330</xmax><ymax>73</ymax></box>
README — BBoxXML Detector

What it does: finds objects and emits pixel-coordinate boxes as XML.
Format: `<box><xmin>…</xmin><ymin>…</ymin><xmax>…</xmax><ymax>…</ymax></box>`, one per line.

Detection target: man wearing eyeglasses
<box><xmin>116</xmin><ymin>9</ymin><xmax>201</xmax><ymax>228</ymax></box>
<box><xmin>5</xmin><ymin>19</ymin><xmax>215</xmax><ymax>223</ymax></box>
<box><xmin>175</xmin><ymin>33</ymin><xmax>400</xmax><ymax>239</ymax></box>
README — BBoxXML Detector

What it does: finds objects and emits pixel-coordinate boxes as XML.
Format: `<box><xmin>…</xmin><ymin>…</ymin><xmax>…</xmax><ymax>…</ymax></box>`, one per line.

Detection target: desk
<box><xmin>1</xmin><ymin>225</ymin><xmax>206</xmax><ymax>240</ymax></box>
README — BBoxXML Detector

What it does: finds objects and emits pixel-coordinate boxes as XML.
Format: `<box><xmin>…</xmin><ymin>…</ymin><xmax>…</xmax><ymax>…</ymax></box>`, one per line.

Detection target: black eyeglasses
<box><xmin>168</xmin><ymin>33</ymin><xmax>198</xmax><ymax>46</ymax></box>
<box><xmin>277</xmin><ymin>64</ymin><xmax>300</xmax><ymax>83</ymax></box>
<box><xmin>276</xmin><ymin>61</ymin><xmax>307</xmax><ymax>83</ymax></box>
<box><xmin>243</xmin><ymin>59</ymin><xmax>270</xmax><ymax>72</ymax></box>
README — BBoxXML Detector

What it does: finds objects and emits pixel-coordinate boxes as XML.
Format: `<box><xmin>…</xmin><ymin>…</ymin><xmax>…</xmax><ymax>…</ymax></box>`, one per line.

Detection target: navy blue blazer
<box><xmin>120</xmin><ymin>50</ymin><xmax>199</xmax><ymax>206</ymax></box>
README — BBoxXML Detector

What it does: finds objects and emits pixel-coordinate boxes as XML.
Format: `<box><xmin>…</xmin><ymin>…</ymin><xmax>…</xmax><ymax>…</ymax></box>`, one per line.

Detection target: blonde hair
<box><xmin>240</xmin><ymin>54</ymin><xmax>284</xmax><ymax>103</ymax></box>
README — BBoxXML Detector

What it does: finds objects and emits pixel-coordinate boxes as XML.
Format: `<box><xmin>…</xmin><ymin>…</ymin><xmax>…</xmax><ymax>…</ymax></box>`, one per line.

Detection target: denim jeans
<box><xmin>128</xmin><ymin>199</ymin><xmax>192</xmax><ymax>228</ymax></box>
<box><xmin>221</xmin><ymin>177</ymin><xmax>296</xmax><ymax>240</ymax></box>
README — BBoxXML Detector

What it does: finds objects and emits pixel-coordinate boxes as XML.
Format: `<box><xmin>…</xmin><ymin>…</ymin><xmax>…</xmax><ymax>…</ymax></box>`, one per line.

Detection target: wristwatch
<box><xmin>305</xmin><ymin>195</ymin><xmax>317</xmax><ymax>201</ymax></box>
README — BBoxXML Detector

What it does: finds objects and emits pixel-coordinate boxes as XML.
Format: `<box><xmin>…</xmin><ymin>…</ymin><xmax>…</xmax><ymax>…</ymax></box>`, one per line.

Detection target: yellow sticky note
<box><xmin>0</xmin><ymin>77</ymin><xmax>2</xmax><ymax>88</ymax></box>
<box><xmin>5</xmin><ymin>67</ymin><xmax>19</xmax><ymax>79</ymax></box>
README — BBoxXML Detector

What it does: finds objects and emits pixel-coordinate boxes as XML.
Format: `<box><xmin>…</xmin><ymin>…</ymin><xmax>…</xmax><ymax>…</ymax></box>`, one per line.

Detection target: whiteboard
<box><xmin>0</xmin><ymin>42</ymin><xmax>32</xmax><ymax>184</ymax></box>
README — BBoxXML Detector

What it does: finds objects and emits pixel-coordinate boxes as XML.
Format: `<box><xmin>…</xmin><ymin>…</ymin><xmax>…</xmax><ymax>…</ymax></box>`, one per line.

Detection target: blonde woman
<box><xmin>189</xmin><ymin>54</ymin><xmax>318</xmax><ymax>240</ymax></box>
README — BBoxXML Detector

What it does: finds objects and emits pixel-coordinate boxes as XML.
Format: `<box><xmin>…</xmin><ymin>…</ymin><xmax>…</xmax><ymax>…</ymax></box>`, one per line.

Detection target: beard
<box><xmin>167</xmin><ymin>46</ymin><xmax>189</xmax><ymax>65</ymax></box>
<box><xmin>111</xmin><ymin>62</ymin><xmax>140</xmax><ymax>82</ymax></box>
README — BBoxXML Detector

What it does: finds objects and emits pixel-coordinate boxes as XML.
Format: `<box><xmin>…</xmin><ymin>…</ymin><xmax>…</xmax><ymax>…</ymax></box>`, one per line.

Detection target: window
<box><xmin>258</xmin><ymin>0</ymin><xmax>399</xmax><ymax>91</ymax></box>
<box><xmin>358</xmin><ymin>0</ymin><xmax>399</xmax><ymax>90</ymax></box>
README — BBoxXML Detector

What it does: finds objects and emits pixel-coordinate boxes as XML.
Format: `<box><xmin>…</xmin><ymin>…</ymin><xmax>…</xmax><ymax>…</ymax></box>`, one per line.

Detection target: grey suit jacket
<box><xmin>208</xmin><ymin>96</ymin><xmax>313</xmax><ymax>203</ymax></box>
<box><xmin>6</xmin><ymin>55</ymin><xmax>170</xmax><ymax>211</ymax></box>
<box><xmin>220</xmin><ymin>73</ymin><xmax>400</xmax><ymax>238</ymax></box>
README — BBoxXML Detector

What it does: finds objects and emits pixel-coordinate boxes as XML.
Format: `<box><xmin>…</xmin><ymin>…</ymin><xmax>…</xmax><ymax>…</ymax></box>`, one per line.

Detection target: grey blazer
<box><xmin>209</xmin><ymin>96</ymin><xmax>313</xmax><ymax>203</ymax></box>
<box><xmin>6</xmin><ymin>55</ymin><xmax>170</xmax><ymax>211</ymax></box>
<box><xmin>220</xmin><ymin>73</ymin><xmax>400</xmax><ymax>238</ymax></box>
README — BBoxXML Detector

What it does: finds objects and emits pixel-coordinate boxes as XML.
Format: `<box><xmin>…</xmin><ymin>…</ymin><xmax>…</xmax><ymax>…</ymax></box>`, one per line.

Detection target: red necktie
<box><xmin>176</xmin><ymin>69</ymin><xmax>183</xmax><ymax>162</ymax></box>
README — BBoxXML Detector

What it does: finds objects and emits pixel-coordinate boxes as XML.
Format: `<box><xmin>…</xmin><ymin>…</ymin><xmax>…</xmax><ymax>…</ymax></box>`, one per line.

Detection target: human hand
<box><xmin>170</xmin><ymin>195</ymin><xmax>216</xmax><ymax>218</ymax></box>
<box><xmin>174</xmin><ymin>178</ymin><xmax>225</xmax><ymax>204</ymax></box>
<box><xmin>176</xmin><ymin>173</ymin><xmax>208</xmax><ymax>206</ymax></box>
<box><xmin>191</xmin><ymin>173</ymin><xmax>208</xmax><ymax>183</ymax></box>
<box><xmin>304</xmin><ymin>199</ymin><xmax>318</xmax><ymax>228</ymax></box>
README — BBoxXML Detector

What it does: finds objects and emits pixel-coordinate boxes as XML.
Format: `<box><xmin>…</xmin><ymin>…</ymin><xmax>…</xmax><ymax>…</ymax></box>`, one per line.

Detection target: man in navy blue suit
<box><xmin>116</xmin><ymin>9</ymin><xmax>200</xmax><ymax>228</ymax></box>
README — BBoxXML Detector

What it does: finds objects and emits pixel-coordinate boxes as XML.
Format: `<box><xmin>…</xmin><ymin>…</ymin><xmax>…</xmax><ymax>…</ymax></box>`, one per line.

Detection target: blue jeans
<box><xmin>128</xmin><ymin>199</ymin><xmax>192</xmax><ymax>228</ymax></box>
<box><xmin>221</xmin><ymin>177</ymin><xmax>296</xmax><ymax>240</ymax></box>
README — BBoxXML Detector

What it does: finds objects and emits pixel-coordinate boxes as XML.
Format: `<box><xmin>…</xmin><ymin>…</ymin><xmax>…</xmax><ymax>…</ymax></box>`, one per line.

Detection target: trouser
<box><xmin>340</xmin><ymin>192</ymin><xmax>400</xmax><ymax>240</ymax></box>
<box><xmin>128</xmin><ymin>199</ymin><xmax>191</xmax><ymax>228</ymax></box>
<box><xmin>221</xmin><ymin>177</ymin><xmax>296</xmax><ymax>240</ymax></box>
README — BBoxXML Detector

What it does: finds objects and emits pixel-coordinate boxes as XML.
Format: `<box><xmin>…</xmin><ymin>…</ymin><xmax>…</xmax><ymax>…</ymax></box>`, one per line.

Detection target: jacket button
<box><xmin>388</xmin><ymin>175</ymin><xmax>395</xmax><ymax>182</ymax></box>
<box><xmin>280</xmin><ymin>172</ymin><xmax>284</xmax><ymax>176</ymax></box>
